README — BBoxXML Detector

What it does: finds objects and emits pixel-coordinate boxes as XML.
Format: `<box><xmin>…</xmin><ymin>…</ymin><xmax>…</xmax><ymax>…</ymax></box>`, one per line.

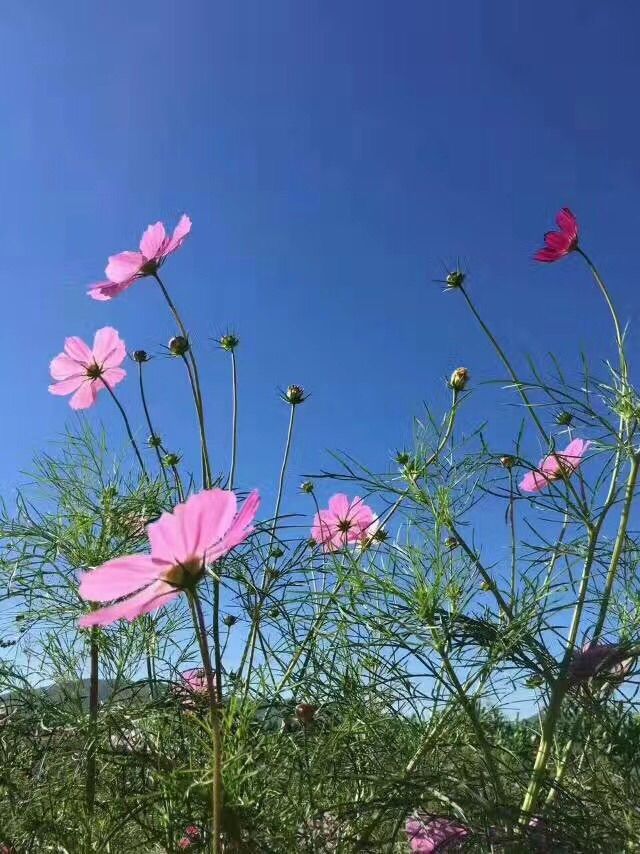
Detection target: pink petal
<box><xmin>92</xmin><ymin>327</ymin><xmax>126</xmax><ymax>368</ymax></box>
<box><xmin>139</xmin><ymin>221</ymin><xmax>168</xmax><ymax>260</ymax></box>
<box><xmin>69</xmin><ymin>381</ymin><xmax>98</xmax><ymax>410</ymax></box>
<box><xmin>79</xmin><ymin>580</ymin><xmax>179</xmax><ymax>628</ymax></box>
<box><xmin>163</xmin><ymin>214</ymin><xmax>192</xmax><ymax>256</ymax></box>
<box><xmin>556</xmin><ymin>207</ymin><xmax>578</xmax><ymax>238</ymax></box>
<box><xmin>64</xmin><ymin>336</ymin><xmax>92</xmax><ymax>363</ymax></box>
<box><xmin>328</xmin><ymin>494</ymin><xmax>350</xmax><ymax>517</ymax></box>
<box><xmin>88</xmin><ymin>280</ymin><xmax>135</xmax><ymax>301</ymax></box>
<box><xmin>519</xmin><ymin>470</ymin><xmax>548</xmax><ymax>493</ymax></box>
<box><xmin>79</xmin><ymin>554</ymin><xmax>164</xmax><ymax>602</ymax></box>
<box><xmin>534</xmin><ymin>248</ymin><xmax>561</xmax><ymax>263</ymax></box>
<box><xmin>50</xmin><ymin>353</ymin><xmax>83</xmax><ymax>382</ymax></box>
<box><xmin>105</xmin><ymin>251</ymin><xmax>144</xmax><ymax>284</ymax></box>
<box><xmin>173</xmin><ymin>489</ymin><xmax>238</xmax><ymax>559</ymax></box>
<box><xmin>101</xmin><ymin>366</ymin><xmax>126</xmax><ymax>390</ymax></box>
<box><xmin>49</xmin><ymin>376</ymin><xmax>84</xmax><ymax>396</ymax></box>
<box><xmin>544</xmin><ymin>231</ymin><xmax>571</xmax><ymax>252</ymax></box>
<box><xmin>311</xmin><ymin>509</ymin><xmax>337</xmax><ymax>545</ymax></box>
<box><xmin>207</xmin><ymin>490</ymin><xmax>260</xmax><ymax>559</ymax></box>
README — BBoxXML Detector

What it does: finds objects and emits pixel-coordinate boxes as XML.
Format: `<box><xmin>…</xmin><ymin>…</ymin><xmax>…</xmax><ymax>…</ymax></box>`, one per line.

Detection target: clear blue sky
<box><xmin>2</xmin><ymin>1</ymin><xmax>640</xmax><ymax>522</ymax></box>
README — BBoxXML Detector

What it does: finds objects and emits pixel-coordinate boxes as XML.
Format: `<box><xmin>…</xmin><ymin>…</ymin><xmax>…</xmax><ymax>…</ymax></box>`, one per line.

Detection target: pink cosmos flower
<box><xmin>311</xmin><ymin>494</ymin><xmax>379</xmax><ymax>551</ymax></box>
<box><xmin>567</xmin><ymin>642</ymin><xmax>634</xmax><ymax>685</ymax></box>
<box><xmin>88</xmin><ymin>214</ymin><xmax>191</xmax><ymax>301</ymax></box>
<box><xmin>49</xmin><ymin>327</ymin><xmax>127</xmax><ymax>410</ymax></box>
<box><xmin>519</xmin><ymin>438</ymin><xmax>591</xmax><ymax>493</ymax></box>
<box><xmin>534</xmin><ymin>207</ymin><xmax>579</xmax><ymax>263</ymax></box>
<box><xmin>406</xmin><ymin>816</ymin><xmax>470</xmax><ymax>852</ymax></box>
<box><xmin>78</xmin><ymin>488</ymin><xmax>260</xmax><ymax>628</ymax></box>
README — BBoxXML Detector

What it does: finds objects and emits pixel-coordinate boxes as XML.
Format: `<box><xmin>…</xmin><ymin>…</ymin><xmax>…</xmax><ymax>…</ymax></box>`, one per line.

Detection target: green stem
<box><xmin>153</xmin><ymin>273</ymin><xmax>212</xmax><ymax>488</ymax></box>
<box><xmin>189</xmin><ymin>591</ymin><xmax>223</xmax><ymax>854</ymax></box>
<box><xmin>137</xmin><ymin>362</ymin><xmax>170</xmax><ymax>490</ymax></box>
<box><xmin>85</xmin><ymin>627</ymin><xmax>99</xmax><ymax>816</ymax></box>
<box><xmin>229</xmin><ymin>350</ymin><xmax>238</xmax><ymax>490</ymax></box>
<box><xmin>101</xmin><ymin>381</ymin><xmax>147</xmax><ymax>476</ymax></box>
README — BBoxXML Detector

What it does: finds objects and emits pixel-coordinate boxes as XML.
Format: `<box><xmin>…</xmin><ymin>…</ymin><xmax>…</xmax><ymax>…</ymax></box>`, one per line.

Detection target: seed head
<box><xmin>284</xmin><ymin>384</ymin><xmax>306</xmax><ymax>405</ymax></box>
<box><xmin>168</xmin><ymin>336</ymin><xmax>190</xmax><ymax>356</ymax></box>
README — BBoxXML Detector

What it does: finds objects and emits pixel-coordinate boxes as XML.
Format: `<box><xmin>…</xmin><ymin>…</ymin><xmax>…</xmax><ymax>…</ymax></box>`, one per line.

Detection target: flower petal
<box><xmin>556</xmin><ymin>207</ymin><xmax>578</xmax><ymax>238</ymax></box>
<box><xmin>101</xmin><ymin>366</ymin><xmax>126</xmax><ymax>390</ymax></box>
<box><xmin>88</xmin><ymin>280</ymin><xmax>135</xmax><ymax>301</ymax></box>
<box><xmin>64</xmin><ymin>336</ymin><xmax>92</xmax><ymax>363</ymax></box>
<box><xmin>207</xmin><ymin>490</ymin><xmax>260</xmax><ymax>560</ymax></box>
<box><xmin>69</xmin><ymin>381</ymin><xmax>98</xmax><ymax>410</ymax></box>
<box><xmin>79</xmin><ymin>580</ymin><xmax>179</xmax><ymax>628</ymax></box>
<box><xmin>105</xmin><ymin>251</ymin><xmax>144</xmax><ymax>284</ymax></box>
<box><xmin>48</xmin><ymin>376</ymin><xmax>84</xmax><ymax>396</ymax></box>
<box><xmin>79</xmin><ymin>554</ymin><xmax>164</xmax><ymax>602</ymax></box>
<box><xmin>174</xmin><ymin>489</ymin><xmax>238</xmax><ymax>559</ymax></box>
<box><xmin>163</xmin><ymin>214</ymin><xmax>192</xmax><ymax>256</ymax></box>
<box><xmin>139</xmin><ymin>221</ymin><xmax>168</xmax><ymax>260</ymax></box>
<box><xmin>50</xmin><ymin>353</ymin><xmax>83</xmax><ymax>382</ymax></box>
<box><xmin>92</xmin><ymin>326</ymin><xmax>126</xmax><ymax>368</ymax></box>
<box><xmin>328</xmin><ymin>494</ymin><xmax>350</xmax><ymax>517</ymax></box>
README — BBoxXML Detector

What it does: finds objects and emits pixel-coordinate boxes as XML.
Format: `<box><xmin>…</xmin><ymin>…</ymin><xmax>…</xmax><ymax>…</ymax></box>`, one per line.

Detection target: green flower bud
<box><xmin>168</xmin><ymin>336</ymin><xmax>190</xmax><ymax>356</ymax></box>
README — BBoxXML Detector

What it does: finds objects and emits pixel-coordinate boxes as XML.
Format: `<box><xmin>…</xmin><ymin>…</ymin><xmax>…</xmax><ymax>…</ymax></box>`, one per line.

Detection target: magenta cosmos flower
<box><xmin>534</xmin><ymin>207</ymin><xmax>579</xmax><ymax>263</ymax></box>
<box><xmin>567</xmin><ymin>642</ymin><xmax>634</xmax><ymax>685</ymax></box>
<box><xmin>311</xmin><ymin>494</ymin><xmax>379</xmax><ymax>551</ymax></box>
<box><xmin>519</xmin><ymin>438</ymin><xmax>590</xmax><ymax>493</ymax></box>
<box><xmin>87</xmin><ymin>214</ymin><xmax>191</xmax><ymax>301</ymax></box>
<box><xmin>78</xmin><ymin>488</ymin><xmax>259</xmax><ymax>628</ymax></box>
<box><xmin>406</xmin><ymin>816</ymin><xmax>470</xmax><ymax>852</ymax></box>
<box><xmin>49</xmin><ymin>327</ymin><xmax>126</xmax><ymax>410</ymax></box>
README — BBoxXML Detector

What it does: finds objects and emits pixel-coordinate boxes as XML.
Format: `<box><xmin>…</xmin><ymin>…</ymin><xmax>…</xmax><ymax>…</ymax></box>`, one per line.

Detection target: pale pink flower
<box><xmin>519</xmin><ymin>438</ymin><xmax>591</xmax><ymax>493</ymax></box>
<box><xmin>78</xmin><ymin>489</ymin><xmax>260</xmax><ymax>628</ymax></box>
<box><xmin>311</xmin><ymin>494</ymin><xmax>378</xmax><ymax>551</ymax></box>
<box><xmin>534</xmin><ymin>207</ymin><xmax>579</xmax><ymax>263</ymax></box>
<box><xmin>406</xmin><ymin>815</ymin><xmax>470</xmax><ymax>852</ymax></box>
<box><xmin>49</xmin><ymin>327</ymin><xmax>126</xmax><ymax>410</ymax></box>
<box><xmin>180</xmin><ymin>669</ymin><xmax>209</xmax><ymax>695</ymax></box>
<box><xmin>88</xmin><ymin>214</ymin><xmax>191</xmax><ymax>301</ymax></box>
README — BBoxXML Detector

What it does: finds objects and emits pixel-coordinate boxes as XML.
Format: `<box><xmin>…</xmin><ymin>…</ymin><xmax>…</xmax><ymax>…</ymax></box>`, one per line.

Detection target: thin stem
<box><xmin>189</xmin><ymin>591</ymin><xmax>223</xmax><ymax>854</ymax></box>
<box><xmin>137</xmin><ymin>362</ymin><xmax>170</xmax><ymax>490</ymax></box>
<box><xmin>101</xmin><ymin>380</ymin><xmax>147</xmax><ymax>476</ymax></box>
<box><xmin>272</xmin><ymin>404</ymin><xmax>297</xmax><ymax>538</ymax></box>
<box><xmin>85</xmin><ymin>627</ymin><xmax>99</xmax><ymax>817</ymax></box>
<box><xmin>153</xmin><ymin>272</ymin><xmax>212</xmax><ymax>487</ymax></box>
<box><xmin>229</xmin><ymin>350</ymin><xmax>238</xmax><ymax>490</ymax></box>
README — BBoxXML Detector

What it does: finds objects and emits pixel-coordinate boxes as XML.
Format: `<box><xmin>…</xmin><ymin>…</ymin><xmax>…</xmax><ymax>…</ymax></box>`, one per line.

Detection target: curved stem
<box><xmin>272</xmin><ymin>404</ymin><xmax>296</xmax><ymax>538</ymax></box>
<box><xmin>137</xmin><ymin>362</ymin><xmax>170</xmax><ymax>490</ymax></box>
<box><xmin>100</xmin><ymin>381</ymin><xmax>147</xmax><ymax>476</ymax></box>
<box><xmin>153</xmin><ymin>273</ymin><xmax>212</xmax><ymax>488</ymax></box>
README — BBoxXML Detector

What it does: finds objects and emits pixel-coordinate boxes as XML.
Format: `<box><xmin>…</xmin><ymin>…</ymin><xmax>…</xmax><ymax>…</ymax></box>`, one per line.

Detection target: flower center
<box><xmin>140</xmin><ymin>258</ymin><xmax>159</xmax><ymax>276</ymax></box>
<box><xmin>161</xmin><ymin>558</ymin><xmax>203</xmax><ymax>588</ymax></box>
<box><xmin>85</xmin><ymin>362</ymin><xmax>103</xmax><ymax>380</ymax></box>
<box><xmin>336</xmin><ymin>518</ymin><xmax>352</xmax><ymax>534</ymax></box>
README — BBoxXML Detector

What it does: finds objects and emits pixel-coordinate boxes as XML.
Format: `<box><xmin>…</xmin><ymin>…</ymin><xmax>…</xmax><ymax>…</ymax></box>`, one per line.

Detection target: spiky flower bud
<box><xmin>444</xmin><ymin>536</ymin><xmax>459</xmax><ymax>551</ymax></box>
<box><xmin>445</xmin><ymin>270</ymin><xmax>465</xmax><ymax>289</ymax></box>
<box><xmin>223</xmin><ymin>615</ymin><xmax>238</xmax><ymax>628</ymax></box>
<box><xmin>162</xmin><ymin>453</ymin><xmax>181</xmax><ymax>467</ymax></box>
<box><xmin>480</xmin><ymin>580</ymin><xmax>493</xmax><ymax>592</ymax></box>
<box><xmin>373</xmin><ymin>528</ymin><xmax>388</xmax><ymax>543</ymax></box>
<box><xmin>168</xmin><ymin>336</ymin><xmax>190</xmax><ymax>356</ymax></box>
<box><xmin>396</xmin><ymin>451</ymin><xmax>410</xmax><ymax>466</ymax></box>
<box><xmin>449</xmin><ymin>367</ymin><xmax>469</xmax><ymax>392</ymax></box>
<box><xmin>300</xmin><ymin>481</ymin><xmax>314</xmax><ymax>494</ymax></box>
<box><xmin>500</xmin><ymin>455</ymin><xmax>516</xmax><ymax>469</ymax></box>
<box><xmin>270</xmin><ymin>547</ymin><xmax>284</xmax><ymax>559</ymax></box>
<box><xmin>284</xmin><ymin>384</ymin><xmax>306</xmax><ymax>405</ymax></box>
<box><xmin>132</xmin><ymin>350</ymin><xmax>150</xmax><ymax>363</ymax></box>
<box><xmin>555</xmin><ymin>410</ymin><xmax>573</xmax><ymax>427</ymax></box>
<box><xmin>219</xmin><ymin>333</ymin><xmax>239</xmax><ymax>352</ymax></box>
<box><xmin>148</xmin><ymin>434</ymin><xmax>162</xmax><ymax>448</ymax></box>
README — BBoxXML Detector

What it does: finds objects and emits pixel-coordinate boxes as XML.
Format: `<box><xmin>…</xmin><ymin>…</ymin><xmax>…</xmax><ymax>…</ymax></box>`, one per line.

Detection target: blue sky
<box><xmin>1</xmin><ymin>0</ymin><xmax>640</xmax><ymax>528</ymax></box>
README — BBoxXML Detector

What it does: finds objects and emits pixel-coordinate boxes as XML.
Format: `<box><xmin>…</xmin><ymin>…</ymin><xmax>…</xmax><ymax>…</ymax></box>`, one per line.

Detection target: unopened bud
<box><xmin>373</xmin><ymin>528</ymin><xmax>388</xmax><ymax>543</ymax></box>
<box><xmin>500</xmin><ymin>455</ymin><xmax>516</xmax><ymax>469</ymax></box>
<box><xmin>223</xmin><ymin>615</ymin><xmax>238</xmax><ymax>628</ymax></box>
<box><xmin>396</xmin><ymin>451</ymin><xmax>410</xmax><ymax>466</ymax></box>
<box><xmin>163</xmin><ymin>453</ymin><xmax>181</xmax><ymax>467</ymax></box>
<box><xmin>555</xmin><ymin>411</ymin><xmax>573</xmax><ymax>427</ymax></box>
<box><xmin>219</xmin><ymin>333</ymin><xmax>239</xmax><ymax>352</ymax></box>
<box><xmin>148</xmin><ymin>434</ymin><xmax>162</xmax><ymax>448</ymax></box>
<box><xmin>449</xmin><ymin>367</ymin><xmax>469</xmax><ymax>392</ymax></box>
<box><xmin>480</xmin><ymin>580</ymin><xmax>493</xmax><ymax>592</ymax></box>
<box><xmin>284</xmin><ymin>384</ymin><xmax>306</xmax><ymax>405</ymax></box>
<box><xmin>445</xmin><ymin>270</ymin><xmax>465</xmax><ymax>289</ymax></box>
<box><xmin>168</xmin><ymin>336</ymin><xmax>190</xmax><ymax>356</ymax></box>
<box><xmin>295</xmin><ymin>703</ymin><xmax>317</xmax><ymax>725</ymax></box>
<box><xmin>300</xmin><ymin>481</ymin><xmax>314</xmax><ymax>494</ymax></box>
<box><xmin>132</xmin><ymin>350</ymin><xmax>150</xmax><ymax>363</ymax></box>
<box><xmin>445</xmin><ymin>536</ymin><xmax>459</xmax><ymax>551</ymax></box>
<box><xmin>270</xmin><ymin>547</ymin><xmax>284</xmax><ymax>559</ymax></box>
